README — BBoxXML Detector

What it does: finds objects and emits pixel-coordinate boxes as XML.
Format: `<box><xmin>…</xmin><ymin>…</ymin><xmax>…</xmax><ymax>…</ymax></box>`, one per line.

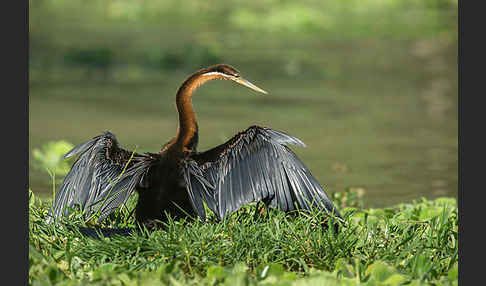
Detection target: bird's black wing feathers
<box><xmin>47</xmin><ymin>131</ymin><xmax>156</xmax><ymax>223</ymax></box>
<box><xmin>182</xmin><ymin>126</ymin><xmax>341</xmax><ymax>220</ymax></box>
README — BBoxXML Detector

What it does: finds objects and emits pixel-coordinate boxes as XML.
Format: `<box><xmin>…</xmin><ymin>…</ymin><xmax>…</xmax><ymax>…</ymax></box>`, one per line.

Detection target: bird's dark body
<box><xmin>136</xmin><ymin>128</ymin><xmax>200</xmax><ymax>225</ymax></box>
<box><xmin>48</xmin><ymin>64</ymin><xmax>343</xmax><ymax>231</ymax></box>
<box><xmin>135</xmin><ymin>151</ymin><xmax>196</xmax><ymax>225</ymax></box>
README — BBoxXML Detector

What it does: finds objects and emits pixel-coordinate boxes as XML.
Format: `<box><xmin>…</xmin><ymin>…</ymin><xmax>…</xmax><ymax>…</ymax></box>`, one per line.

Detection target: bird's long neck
<box><xmin>173</xmin><ymin>73</ymin><xmax>219</xmax><ymax>152</ymax></box>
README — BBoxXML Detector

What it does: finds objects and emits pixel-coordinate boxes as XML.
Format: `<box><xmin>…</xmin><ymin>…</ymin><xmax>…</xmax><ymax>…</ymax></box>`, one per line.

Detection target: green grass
<box><xmin>29</xmin><ymin>189</ymin><xmax>457</xmax><ymax>285</ymax></box>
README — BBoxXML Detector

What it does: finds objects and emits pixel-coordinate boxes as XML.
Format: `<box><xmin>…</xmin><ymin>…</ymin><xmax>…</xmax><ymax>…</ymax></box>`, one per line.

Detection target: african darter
<box><xmin>48</xmin><ymin>64</ymin><xmax>342</xmax><ymax>228</ymax></box>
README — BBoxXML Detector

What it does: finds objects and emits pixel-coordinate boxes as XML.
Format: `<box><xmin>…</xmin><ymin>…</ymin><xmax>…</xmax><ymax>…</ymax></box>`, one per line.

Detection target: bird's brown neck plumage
<box><xmin>172</xmin><ymin>72</ymin><xmax>221</xmax><ymax>152</ymax></box>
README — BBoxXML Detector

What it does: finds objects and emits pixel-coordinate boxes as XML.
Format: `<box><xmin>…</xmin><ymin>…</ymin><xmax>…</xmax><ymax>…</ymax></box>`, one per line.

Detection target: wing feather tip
<box><xmin>51</xmin><ymin>132</ymin><xmax>154</xmax><ymax>223</ymax></box>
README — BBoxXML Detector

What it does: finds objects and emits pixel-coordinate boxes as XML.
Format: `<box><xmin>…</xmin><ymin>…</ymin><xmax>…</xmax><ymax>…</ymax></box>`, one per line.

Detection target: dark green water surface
<box><xmin>29</xmin><ymin>3</ymin><xmax>457</xmax><ymax>208</ymax></box>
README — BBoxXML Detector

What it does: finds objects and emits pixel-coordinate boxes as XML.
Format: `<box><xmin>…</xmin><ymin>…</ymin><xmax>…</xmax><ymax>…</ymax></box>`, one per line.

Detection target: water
<box><xmin>29</xmin><ymin>34</ymin><xmax>457</xmax><ymax>209</ymax></box>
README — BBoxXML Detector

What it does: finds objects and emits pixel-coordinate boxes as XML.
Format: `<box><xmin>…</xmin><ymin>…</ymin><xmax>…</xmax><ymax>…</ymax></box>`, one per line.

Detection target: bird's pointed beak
<box><xmin>233</xmin><ymin>77</ymin><xmax>268</xmax><ymax>94</ymax></box>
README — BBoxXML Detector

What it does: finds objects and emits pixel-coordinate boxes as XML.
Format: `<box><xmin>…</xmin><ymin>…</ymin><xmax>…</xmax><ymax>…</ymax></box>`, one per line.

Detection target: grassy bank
<box><xmin>29</xmin><ymin>189</ymin><xmax>457</xmax><ymax>285</ymax></box>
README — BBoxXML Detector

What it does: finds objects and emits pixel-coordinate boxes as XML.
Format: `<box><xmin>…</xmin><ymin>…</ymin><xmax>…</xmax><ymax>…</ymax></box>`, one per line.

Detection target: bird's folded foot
<box><xmin>253</xmin><ymin>201</ymin><xmax>267</xmax><ymax>220</ymax></box>
<box><xmin>139</xmin><ymin>219</ymin><xmax>164</xmax><ymax>232</ymax></box>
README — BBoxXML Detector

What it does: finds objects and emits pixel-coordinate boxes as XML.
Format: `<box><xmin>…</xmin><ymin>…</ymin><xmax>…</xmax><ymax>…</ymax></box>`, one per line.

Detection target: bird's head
<box><xmin>200</xmin><ymin>64</ymin><xmax>268</xmax><ymax>94</ymax></box>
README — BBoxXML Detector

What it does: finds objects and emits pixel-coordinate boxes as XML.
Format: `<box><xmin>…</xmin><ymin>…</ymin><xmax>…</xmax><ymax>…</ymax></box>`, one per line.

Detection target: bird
<box><xmin>47</xmin><ymin>64</ymin><xmax>342</xmax><ymax>229</ymax></box>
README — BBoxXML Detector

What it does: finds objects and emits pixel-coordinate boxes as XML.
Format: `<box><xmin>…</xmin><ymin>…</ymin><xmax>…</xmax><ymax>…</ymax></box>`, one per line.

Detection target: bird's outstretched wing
<box><xmin>47</xmin><ymin>131</ymin><xmax>157</xmax><ymax>223</ymax></box>
<box><xmin>182</xmin><ymin>126</ymin><xmax>341</xmax><ymax>221</ymax></box>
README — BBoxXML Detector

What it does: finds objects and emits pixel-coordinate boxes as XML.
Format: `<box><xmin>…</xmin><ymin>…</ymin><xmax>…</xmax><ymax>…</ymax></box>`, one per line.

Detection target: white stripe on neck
<box><xmin>202</xmin><ymin>71</ymin><xmax>231</xmax><ymax>78</ymax></box>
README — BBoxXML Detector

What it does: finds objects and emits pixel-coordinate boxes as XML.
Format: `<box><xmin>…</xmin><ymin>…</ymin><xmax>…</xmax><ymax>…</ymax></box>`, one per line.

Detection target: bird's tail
<box><xmin>75</xmin><ymin>226</ymin><xmax>138</xmax><ymax>239</ymax></box>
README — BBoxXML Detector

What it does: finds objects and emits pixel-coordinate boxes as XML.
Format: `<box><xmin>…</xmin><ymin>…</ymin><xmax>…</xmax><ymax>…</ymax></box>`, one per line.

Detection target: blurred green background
<box><xmin>29</xmin><ymin>0</ymin><xmax>457</xmax><ymax>208</ymax></box>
